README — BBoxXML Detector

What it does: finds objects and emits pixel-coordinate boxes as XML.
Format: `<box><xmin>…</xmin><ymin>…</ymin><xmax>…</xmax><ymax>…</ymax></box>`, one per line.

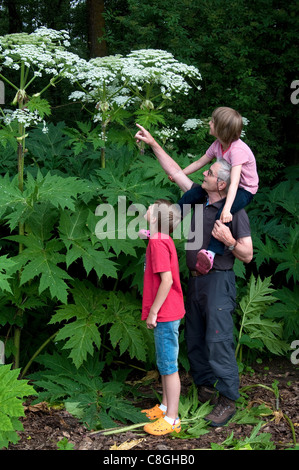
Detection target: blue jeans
<box><xmin>178</xmin><ymin>186</ymin><xmax>254</xmax><ymax>254</ymax></box>
<box><xmin>154</xmin><ymin>320</ymin><xmax>181</xmax><ymax>375</ymax></box>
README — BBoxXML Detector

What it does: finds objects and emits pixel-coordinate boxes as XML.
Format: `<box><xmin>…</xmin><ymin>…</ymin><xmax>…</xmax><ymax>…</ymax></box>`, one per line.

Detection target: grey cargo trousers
<box><xmin>185</xmin><ymin>270</ymin><xmax>240</xmax><ymax>401</ymax></box>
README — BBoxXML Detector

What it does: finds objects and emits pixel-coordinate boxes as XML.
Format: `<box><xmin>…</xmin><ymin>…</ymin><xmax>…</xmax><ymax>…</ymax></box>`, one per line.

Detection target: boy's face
<box><xmin>145</xmin><ymin>204</ymin><xmax>155</xmax><ymax>224</ymax></box>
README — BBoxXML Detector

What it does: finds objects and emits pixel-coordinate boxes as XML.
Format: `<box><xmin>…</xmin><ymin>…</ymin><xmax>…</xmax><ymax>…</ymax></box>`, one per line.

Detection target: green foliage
<box><xmin>235</xmin><ymin>275</ymin><xmax>289</xmax><ymax>359</ymax></box>
<box><xmin>30</xmin><ymin>351</ymin><xmax>145</xmax><ymax>430</ymax></box>
<box><xmin>0</xmin><ymin>364</ymin><xmax>35</xmax><ymax>448</ymax></box>
<box><xmin>249</xmin><ymin>174</ymin><xmax>299</xmax><ymax>284</ymax></box>
<box><xmin>0</xmin><ymin>255</ymin><xmax>16</xmax><ymax>293</ymax></box>
<box><xmin>105</xmin><ymin>0</ymin><xmax>299</xmax><ymax>180</ymax></box>
<box><xmin>49</xmin><ymin>281</ymin><xmax>154</xmax><ymax>368</ymax></box>
<box><xmin>63</xmin><ymin>121</ymin><xmax>105</xmax><ymax>156</ymax></box>
<box><xmin>246</xmin><ymin>169</ymin><xmax>299</xmax><ymax>344</ymax></box>
<box><xmin>59</xmin><ymin>206</ymin><xmax>118</xmax><ymax>280</ymax></box>
<box><xmin>93</xmin><ymin>155</ymin><xmax>176</xmax><ymax>207</ymax></box>
<box><xmin>211</xmin><ymin>422</ymin><xmax>275</xmax><ymax>450</ymax></box>
<box><xmin>57</xmin><ymin>437</ymin><xmax>75</xmax><ymax>450</ymax></box>
<box><xmin>266</xmin><ymin>286</ymin><xmax>299</xmax><ymax>341</ymax></box>
<box><xmin>178</xmin><ymin>385</ymin><xmax>212</xmax><ymax>438</ymax></box>
<box><xmin>172</xmin><ymin>382</ymin><xmax>276</xmax><ymax>445</ymax></box>
<box><xmin>0</xmin><ymin>171</ymin><xmax>88</xmax><ymax>230</ymax></box>
<box><xmin>9</xmin><ymin>234</ymin><xmax>72</xmax><ymax>304</ymax></box>
<box><xmin>0</xmin><ymin>11</ymin><xmax>296</xmax><ymax>451</ymax></box>
<box><xmin>26</xmin><ymin>122</ymin><xmax>74</xmax><ymax>173</ymax></box>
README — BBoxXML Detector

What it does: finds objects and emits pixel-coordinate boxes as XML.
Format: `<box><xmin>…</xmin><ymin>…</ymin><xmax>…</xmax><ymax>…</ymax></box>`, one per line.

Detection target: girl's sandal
<box><xmin>138</xmin><ymin>229</ymin><xmax>151</xmax><ymax>239</ymax></box>
<box><xmin>195</xmin><ymin>249</ymin><xmax>214</xmax><ymax>274</ymax></box>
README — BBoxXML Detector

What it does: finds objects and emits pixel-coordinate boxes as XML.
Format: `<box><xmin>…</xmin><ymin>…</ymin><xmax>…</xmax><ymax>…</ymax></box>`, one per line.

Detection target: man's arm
<box><xmin>135</xmin><ymin>124</ymin><xmax>193</xmax><ymax>192</ymax></box>
<box><xmin>211</xmin><ymin>220</ymin><xmax>253</xmax><ymax>263</ymax></box>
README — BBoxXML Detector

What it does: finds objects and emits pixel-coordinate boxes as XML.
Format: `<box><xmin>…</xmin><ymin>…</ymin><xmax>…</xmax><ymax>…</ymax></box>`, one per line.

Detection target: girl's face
<box><xmin>209</xmin><ymin>118</ymin><xmax>217</xmax><ymax>138</ymax></box>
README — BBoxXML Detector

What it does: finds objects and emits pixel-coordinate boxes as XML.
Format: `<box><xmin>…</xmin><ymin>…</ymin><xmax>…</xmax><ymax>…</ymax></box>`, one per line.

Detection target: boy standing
<box><xmin>141</xmin><ymin>199</ymin><xmax>185</xmax><ymax>435</ymax></box>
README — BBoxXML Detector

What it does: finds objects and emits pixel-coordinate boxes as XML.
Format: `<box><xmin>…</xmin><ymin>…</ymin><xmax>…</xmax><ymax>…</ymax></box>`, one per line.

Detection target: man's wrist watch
<box><xmin>228</xmin><ymin>242</ymin><xmax>237</xmax><ymax>251</ymax></box>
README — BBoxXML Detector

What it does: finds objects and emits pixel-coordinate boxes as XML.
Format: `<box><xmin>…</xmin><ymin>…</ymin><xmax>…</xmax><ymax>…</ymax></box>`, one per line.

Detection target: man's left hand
<box><xmin>212</xmin><ymin>220</ymin><xmax>235</xmax><ymax>246</ymax></box>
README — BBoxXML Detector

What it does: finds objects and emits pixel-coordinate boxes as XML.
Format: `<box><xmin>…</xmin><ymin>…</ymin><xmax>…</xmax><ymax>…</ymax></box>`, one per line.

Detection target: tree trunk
<box><xmin>87</xmin><ymin>0</ymin><xmax>107</xmax><ymax>58</ymax></box>
<box><xmin>4</xmin><ymin>0</ymin><xmax>23</xmax><ymax>33</ymax></box>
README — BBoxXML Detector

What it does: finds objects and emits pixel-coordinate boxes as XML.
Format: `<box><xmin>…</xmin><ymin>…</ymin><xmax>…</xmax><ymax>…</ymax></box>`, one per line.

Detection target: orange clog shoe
<box><xmin>143</xmin><ymin>417</ymin><xmax>181</xmax><ymax>435</ymax></box>
<box><xmin>141</xmin><ymin>404</ymin><xmax>165</xmax><ymax>420</ymax></box>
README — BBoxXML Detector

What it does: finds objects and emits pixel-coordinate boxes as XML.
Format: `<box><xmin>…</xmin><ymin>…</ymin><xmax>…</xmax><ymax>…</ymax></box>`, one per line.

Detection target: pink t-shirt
<box><xmin>141</xmin><ymin>233</ymin><xmax>185</xmax><ymax>322</ymax></box>
<box><xmin>206</xmin><ymin>139</ymin><xmax>259</xmax><ymax>194</ymax></box>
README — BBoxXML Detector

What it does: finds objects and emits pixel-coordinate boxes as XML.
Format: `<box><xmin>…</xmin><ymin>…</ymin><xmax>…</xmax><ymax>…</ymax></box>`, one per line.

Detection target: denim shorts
<box><xmin>154</xmin><ymin>320</ymin><xmax>181</xmax><ymax>375</ymax></box>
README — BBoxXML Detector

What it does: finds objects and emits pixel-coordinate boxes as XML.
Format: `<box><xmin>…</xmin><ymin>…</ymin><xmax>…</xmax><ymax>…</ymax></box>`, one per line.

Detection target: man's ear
<box><xmin>218</xmin><ymin>180</ymin><xmax>227</xmax><ymax>192</ymax></box>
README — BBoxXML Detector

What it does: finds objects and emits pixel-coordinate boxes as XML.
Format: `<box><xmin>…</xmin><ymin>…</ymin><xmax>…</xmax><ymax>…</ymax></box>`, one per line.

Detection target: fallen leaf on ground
<box><xmin>110</xmin><ymin>438</ymin><xmax>145</xmax><ymax>450</ymax></box>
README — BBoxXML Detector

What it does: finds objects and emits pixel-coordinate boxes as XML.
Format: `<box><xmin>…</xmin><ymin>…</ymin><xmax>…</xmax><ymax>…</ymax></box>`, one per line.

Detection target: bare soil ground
<box><xmin>7</xmin><ymin>358</ymin><xmax>299</xmax><ymax>452</ymax></box>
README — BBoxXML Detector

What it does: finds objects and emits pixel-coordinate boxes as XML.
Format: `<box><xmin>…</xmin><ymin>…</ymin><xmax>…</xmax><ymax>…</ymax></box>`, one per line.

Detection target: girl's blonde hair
<box><xmin>212</xmin><ymin>107</ymin><xmax>243</xmax><ymax>144</ymax></box>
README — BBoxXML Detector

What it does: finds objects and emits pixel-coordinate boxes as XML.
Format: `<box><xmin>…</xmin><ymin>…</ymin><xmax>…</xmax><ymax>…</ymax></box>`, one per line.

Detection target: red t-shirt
<box><xmin>141</xmin><ymin>233</ymin><xmax>185</xmax><ymax>322</ymax></box>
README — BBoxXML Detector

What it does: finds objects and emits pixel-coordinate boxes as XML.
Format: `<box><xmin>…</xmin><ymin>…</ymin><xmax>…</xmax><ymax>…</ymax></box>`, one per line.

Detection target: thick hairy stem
<box><xmin>13</xmin><ymin>89</ymin><xmax>26</xmax><ymax>369</ymax></box>
<box><xmin>20</xmin><ymin>332</ymin><xmax>58</xmax><ymax>379</ymax></box>
<box><xmin>13</xmin><ymin>317</ymin><xmax>22</xmax><ymax>369</ymax></box>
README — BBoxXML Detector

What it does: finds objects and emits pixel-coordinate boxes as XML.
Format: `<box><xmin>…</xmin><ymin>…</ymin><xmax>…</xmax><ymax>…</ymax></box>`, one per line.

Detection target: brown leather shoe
<box><xmin>204</xmin><ymin>395</ymin><xmax>236</xmax><ymax>426</ymax></box>
<box><xmin>197</xmin><ymin>385</ymin><xmax>218</xmax><ymax>405</ymax></box>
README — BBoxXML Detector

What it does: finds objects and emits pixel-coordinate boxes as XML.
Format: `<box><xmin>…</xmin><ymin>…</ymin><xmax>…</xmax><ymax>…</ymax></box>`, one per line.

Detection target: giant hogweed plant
<box><xmin>0</xmin><ymin>27</ymin><xmax>91</xmax><ymax>369</ymax></box>
<box><xmin>66</xmin><ymin>48</ymin><xmax>202</xmax><ymax>166</ymax></box>
<box><xmin>0</xmin><ymin>29</ymin><xmax>200</xmax><ymax>374</ymax></box>
<box><xmin>0</xmin><ymin>27</ymin><xmax>296</xmax><ymax>444</ymax></box>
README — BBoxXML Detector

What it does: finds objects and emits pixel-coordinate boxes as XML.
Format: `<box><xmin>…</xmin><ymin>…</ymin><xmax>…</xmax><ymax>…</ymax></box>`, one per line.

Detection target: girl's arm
<box><xmin>146</xmin><ymin>271</ymin><xmax>173</xmax><ymax>329</ymax></box>
<box><xmin>183</xmin><ymin>154</ymin><xmax>211</xmax><ymax>175</ymax></box>
<box><xmin>220</xmin><ymin>164</ymin><xmax>242</xmax><ymax>223</ymax></box>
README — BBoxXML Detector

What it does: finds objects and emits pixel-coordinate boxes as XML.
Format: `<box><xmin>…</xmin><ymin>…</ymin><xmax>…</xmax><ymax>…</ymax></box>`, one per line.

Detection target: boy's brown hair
<box><xmin>212</xmin><ymin>107</ymin><xmax>243</xmax><ymax>144</ymax></box>
<box><xmin>152</xmin><ymin>199</ymin><xmax>181</xmax><ymax>235</ymax></box>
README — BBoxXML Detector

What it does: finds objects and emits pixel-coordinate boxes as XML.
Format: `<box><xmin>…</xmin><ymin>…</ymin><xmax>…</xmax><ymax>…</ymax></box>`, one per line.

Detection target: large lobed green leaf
<box><xmin>236</xmin><ymin>275</ymin><xmax>289</xmax><ymax>356</ymax></box>
<box><xmin>0</xmin><ymin>364</ymin><xmax>36</xmax><ymax>448</ymax></box>
<box><xmin>50</xmin><ymin>281</ymin><xmax>153</xmax><ymax>368</ymax></box>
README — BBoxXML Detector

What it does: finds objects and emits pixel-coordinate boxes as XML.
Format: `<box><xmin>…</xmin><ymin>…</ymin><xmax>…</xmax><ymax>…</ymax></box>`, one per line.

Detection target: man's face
<box><xmin>202</xmin><ymin>163</ymin><xmax>221</xmax><ymax>193</ymax></box>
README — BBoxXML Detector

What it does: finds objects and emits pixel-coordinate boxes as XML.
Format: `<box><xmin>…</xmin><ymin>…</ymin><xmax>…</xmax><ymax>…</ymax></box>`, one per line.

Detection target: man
<box><xmin>135</xmin><ymin>124</ymin><xmax>253</xmax><ymax>427</ymax></box>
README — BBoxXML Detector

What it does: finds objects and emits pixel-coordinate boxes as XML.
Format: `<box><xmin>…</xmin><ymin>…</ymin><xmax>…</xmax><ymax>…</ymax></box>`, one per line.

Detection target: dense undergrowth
<box><xmin>0</xmin><ymin>27</ymin><xmax>298</xmax><ymax>449</ymax></box>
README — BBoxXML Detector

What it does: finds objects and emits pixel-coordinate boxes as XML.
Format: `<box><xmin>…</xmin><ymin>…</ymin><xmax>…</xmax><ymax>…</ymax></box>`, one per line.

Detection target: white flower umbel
<box><xmin>0</xmin><ymin>28</ymin><xmax>88</xmax><ymax>86</ymax></box>
<box><xmin>3</xmin><ymin>108</ymin><xmax>43</xmax><ymax>128</ymax></box>
<box><xmin>0</xmin><ymin>27</ymin><xmax>92</xmax><ymax>131</ymax></box>
<box><xmin>241</xmin><ymin>116</ymin><xmax>249</xmax><ymax>137</ymax></box>
<box><xmin>182</xmin><ymin>118</ymin><xmax>204</xmax><ymax>131</ymax></box>
<box><xmin>155</xmin><ymin>127</ymin><xmax>180</xmax><ymax>143</ymax></box>
<box><xmin>73</xmin><ymin>50</ymin><xmax>202</xmax><ymax>102</ymax></box>
<box><xmin>70</xmin><ymin>49</ymin><xmax>201</xmax><ymax>126</ymax></box>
